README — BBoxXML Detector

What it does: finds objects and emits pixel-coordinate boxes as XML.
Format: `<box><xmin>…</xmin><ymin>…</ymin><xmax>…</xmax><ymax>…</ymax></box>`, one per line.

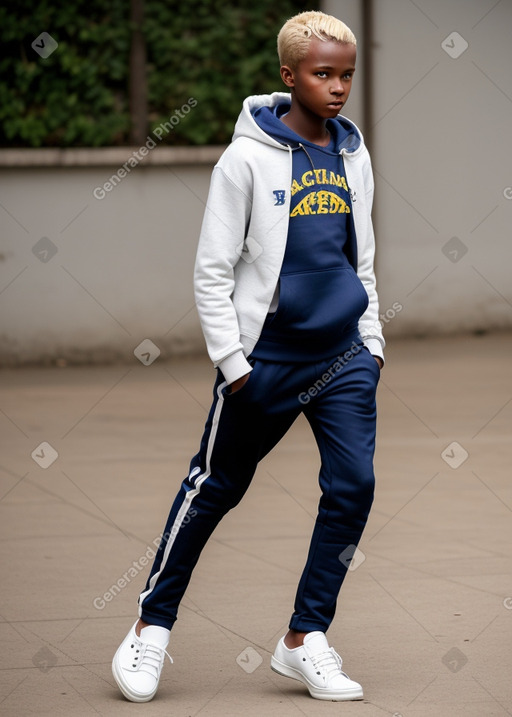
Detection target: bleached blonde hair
<box><xmin>277</xmin><ymin>10</ymin><xmax>356</xmax><ymax>69</ymax></box>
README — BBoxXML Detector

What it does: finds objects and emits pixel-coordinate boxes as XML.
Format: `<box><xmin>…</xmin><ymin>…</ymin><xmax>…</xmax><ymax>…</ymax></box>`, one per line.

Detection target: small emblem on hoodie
<box><xmin>273</xmin><ymin>190</ymin><xmax>286</xmax><ymax>206</ymax></box>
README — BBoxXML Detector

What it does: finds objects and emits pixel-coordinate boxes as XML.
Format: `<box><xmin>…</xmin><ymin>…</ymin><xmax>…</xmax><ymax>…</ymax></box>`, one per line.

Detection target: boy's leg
<box><xmin>289</xmin><ymin>346</ymin><xmax>380</xmax><ymax>633</ymax></box>
<box><xmin>113</xmin><ymin>359</ymin><xmax>304</xmax><ymax>701</ymax></box>
<box><xmin>137</xmin><ymin>359</ymin><xmax>303</xmax><ymax>630</ymax></box>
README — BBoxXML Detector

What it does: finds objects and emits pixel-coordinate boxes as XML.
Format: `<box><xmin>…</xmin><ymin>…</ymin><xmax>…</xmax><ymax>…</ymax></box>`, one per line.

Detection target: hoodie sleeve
<box><xmin>354</xmin><ymin>148</ymin><xmax>386</xmax><ymax>362</ymax></box>
<box><xmin>194</xmin><ymin>160</ymin><xmax>254</xmax><ymax>385</ymax></box>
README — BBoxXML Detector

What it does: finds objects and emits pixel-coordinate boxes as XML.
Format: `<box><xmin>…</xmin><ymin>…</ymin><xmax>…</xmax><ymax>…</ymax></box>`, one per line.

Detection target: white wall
<box><xmin>351</xmin><ymin>0</ymin><xmax>511</xmax><ymax>336</ymax></box>
<box><xmin>0</xmin><ymin>158</ymin><xmax>215</xmax><ymax>364</ymax></box>
<box><xmin>1</xmin><ymin>0</ymin><xmax>511</xmax><ymax>364</ymax></box>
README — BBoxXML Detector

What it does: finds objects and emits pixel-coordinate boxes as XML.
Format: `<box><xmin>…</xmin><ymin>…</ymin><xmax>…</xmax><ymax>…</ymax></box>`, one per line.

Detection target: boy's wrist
<box><xmin>362</xmin><ymin>337</ymin><xmax>384</xmax><ymax>365</ymax></box>
<box><xmin>218</xmin><ymin>350</ymin><xmax>253</xmax><ymax>386</ymax></box>
<box><xmin>227</xmin><ymin>373</ymin><xmax>251</xmax><ymax>394</ymax></box>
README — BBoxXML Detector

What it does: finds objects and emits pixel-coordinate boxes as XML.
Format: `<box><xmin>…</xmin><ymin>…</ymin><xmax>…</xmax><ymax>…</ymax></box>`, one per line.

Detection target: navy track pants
<box><xmin>138</xmin><ymin>344</ymin><xmax>379</xmax><ymax>633</ymax></box>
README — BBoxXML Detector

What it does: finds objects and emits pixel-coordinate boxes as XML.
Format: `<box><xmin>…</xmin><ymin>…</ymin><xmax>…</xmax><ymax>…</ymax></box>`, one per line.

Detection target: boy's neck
<box><xmin>280</xmin><ymin>107</ymin><xmax>331</xmax><ymax>147</ymax></box>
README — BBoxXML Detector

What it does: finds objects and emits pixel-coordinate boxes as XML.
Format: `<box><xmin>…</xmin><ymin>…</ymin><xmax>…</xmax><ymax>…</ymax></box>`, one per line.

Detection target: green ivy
<box><xmin>0</xmin><ymin>0</ymin><xmax>315</xmax><ymax>147</ymax></box>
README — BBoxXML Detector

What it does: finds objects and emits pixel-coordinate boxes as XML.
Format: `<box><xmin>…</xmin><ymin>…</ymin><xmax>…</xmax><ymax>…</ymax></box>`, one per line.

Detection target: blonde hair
<box><xmin>277</xmin><ymin>10</ymin><xmax>356</xmax><ymax>68</ymax></box>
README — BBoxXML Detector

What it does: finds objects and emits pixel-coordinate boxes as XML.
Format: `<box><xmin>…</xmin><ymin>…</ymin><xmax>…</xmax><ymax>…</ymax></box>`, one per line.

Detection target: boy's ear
<box><xmin>280</xmin><ymin>65</ymin><xmax>295</xmax><ymax>88</ymax></box>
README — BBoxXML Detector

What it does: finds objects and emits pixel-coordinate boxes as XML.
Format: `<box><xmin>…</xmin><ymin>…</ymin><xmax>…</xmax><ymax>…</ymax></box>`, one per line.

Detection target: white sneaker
<box><xmin>112</xmin><ymin>621</ymin><xmax>172</xmax><ymax>702</ymax></box>
<box><xmin>271</xmin><ymin>631</ymin><xmax>363</xmax><ymax>701</ymax></box>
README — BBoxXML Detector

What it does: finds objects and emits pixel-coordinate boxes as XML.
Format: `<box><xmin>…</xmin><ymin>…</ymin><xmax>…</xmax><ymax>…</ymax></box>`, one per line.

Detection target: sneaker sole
<box><xmin>112</xmin><ymin>645</ymin><xmax>158</xmax><ymax>703</ymax></box>
<box><xmin>270</xmin><ymin>655</ymin><xmax>364</xmax><ymax>701</ymax></box>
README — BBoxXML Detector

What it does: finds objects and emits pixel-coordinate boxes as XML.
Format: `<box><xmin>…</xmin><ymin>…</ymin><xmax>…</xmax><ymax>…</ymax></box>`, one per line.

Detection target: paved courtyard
<box><xmin>0</xmin><ymin>334</ymin><xmax>511</xmax><ymax>716</ymax></box>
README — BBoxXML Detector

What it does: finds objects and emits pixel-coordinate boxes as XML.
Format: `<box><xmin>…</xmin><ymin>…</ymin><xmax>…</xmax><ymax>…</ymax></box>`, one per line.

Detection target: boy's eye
<box><xmin>315</xmin><ymin>71</ymin><xmax>354</xmax><ymax>80</ymax></box>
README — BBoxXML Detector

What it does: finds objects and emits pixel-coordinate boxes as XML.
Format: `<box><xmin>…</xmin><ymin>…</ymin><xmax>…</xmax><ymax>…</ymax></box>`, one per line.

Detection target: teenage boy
<box><xmin>113</xmin><ymin>9</ymin><xmax>384</xmax><ymax>703</ymax></box>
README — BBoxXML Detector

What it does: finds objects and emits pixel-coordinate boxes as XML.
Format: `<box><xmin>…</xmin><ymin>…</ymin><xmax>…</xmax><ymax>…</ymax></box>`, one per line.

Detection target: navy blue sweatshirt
<box><xmin>250</xmin><ymin>103</ymin><xmax>369</xmax><ymax>362</ymax></box>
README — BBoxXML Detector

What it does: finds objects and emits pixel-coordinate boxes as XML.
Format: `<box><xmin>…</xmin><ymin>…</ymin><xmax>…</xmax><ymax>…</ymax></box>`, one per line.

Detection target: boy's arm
<box><xmin>356</xmin><ymin>151</ymin><xmax>385</xmax><ymax>364</ymax></box>
<box><xmin>194</xmin><ymin>164</ymin><xmax>253</xmax><ymax>386</ymax></box>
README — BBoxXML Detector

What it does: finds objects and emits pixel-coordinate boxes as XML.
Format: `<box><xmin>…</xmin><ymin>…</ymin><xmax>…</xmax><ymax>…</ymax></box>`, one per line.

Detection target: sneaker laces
<box><xmin>131</xmin><ymin>636</ymin><xmax>173</xmax><ymax>679</ymax></box>
<box><xmin>310</xmin><ymin>647</ymin><xmax>349</xmax><ymax>681</ymax></box>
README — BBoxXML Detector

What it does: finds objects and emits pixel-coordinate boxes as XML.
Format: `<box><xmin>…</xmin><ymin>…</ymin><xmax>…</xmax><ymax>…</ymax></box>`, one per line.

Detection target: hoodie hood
<box><xmin>232</xmin><ymin>92</ymin><xmax>361</xmax><ymax>154</ymax></box>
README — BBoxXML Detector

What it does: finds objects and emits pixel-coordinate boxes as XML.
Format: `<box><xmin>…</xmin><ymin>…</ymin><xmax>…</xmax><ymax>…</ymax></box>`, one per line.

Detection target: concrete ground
<box><xmin>0</xmin><ymin>334</ymin><xmax>511</xmax><ymax>716</ymax></box>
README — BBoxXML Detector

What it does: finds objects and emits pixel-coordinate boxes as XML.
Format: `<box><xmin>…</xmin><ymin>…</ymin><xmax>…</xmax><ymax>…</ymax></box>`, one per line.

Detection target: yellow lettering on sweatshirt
<box><xmin>291</xmin><ymin>171</ymin><xmax>348</xmax><ymax>197</ymax></box>
<box><xmin>328</xmin><ymin>171</ymin><xmax>348</xmax><ymax>191</ymax></box>
<box><xmin>290</xmin><ymin>191</ymin><xmax>351</xmax><ymax>217</ymax></box>
<box><xmin>302</xmin><ymin>171</ymin><xmax>315</xmax><ymax>188</ymax></box>
<box><xmin>290</xmin><ymin>179</ymin><xmax>304</xmax><ymax>196</ymax></box>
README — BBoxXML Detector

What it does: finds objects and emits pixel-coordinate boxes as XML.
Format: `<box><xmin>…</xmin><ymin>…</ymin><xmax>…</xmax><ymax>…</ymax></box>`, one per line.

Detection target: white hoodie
<box><xmin>194</xmin><ymin>92</ymin><xmax>385</xmax><ymax>385</ymax></box>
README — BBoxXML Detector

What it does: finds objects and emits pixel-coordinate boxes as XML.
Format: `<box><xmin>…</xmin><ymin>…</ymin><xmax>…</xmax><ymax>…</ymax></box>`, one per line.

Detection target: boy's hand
<box><xmin>228</xmin><ymin>373</ymin><xmax>251</xmax><ymax>394</ymax></box>
<box><xmin>374</xmin><ymin>356</ymin><xmax>384</xmax><ymax>370</ymax></box>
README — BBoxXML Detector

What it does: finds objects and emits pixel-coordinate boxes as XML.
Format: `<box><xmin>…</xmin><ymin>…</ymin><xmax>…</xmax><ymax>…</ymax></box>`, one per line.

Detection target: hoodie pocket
<box><xmin>265</xmin><ymin>267</ymin><xmax>368</xmax><ymax>340</ymax></box>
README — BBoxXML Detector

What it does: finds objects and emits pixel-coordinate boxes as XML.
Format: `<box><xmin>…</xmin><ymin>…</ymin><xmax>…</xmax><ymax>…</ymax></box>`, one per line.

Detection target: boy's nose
<box><xmin>330</xmin><ymin>80</ymin><xmax>344</xmax><ymax>95</ymax></box>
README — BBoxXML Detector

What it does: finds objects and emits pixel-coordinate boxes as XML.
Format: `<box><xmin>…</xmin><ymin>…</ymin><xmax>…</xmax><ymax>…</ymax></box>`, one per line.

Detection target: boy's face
<box><xmin>281</xmin><ymin>38</ymin><xmax>356</xmax><ymax>119</ymax></box>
